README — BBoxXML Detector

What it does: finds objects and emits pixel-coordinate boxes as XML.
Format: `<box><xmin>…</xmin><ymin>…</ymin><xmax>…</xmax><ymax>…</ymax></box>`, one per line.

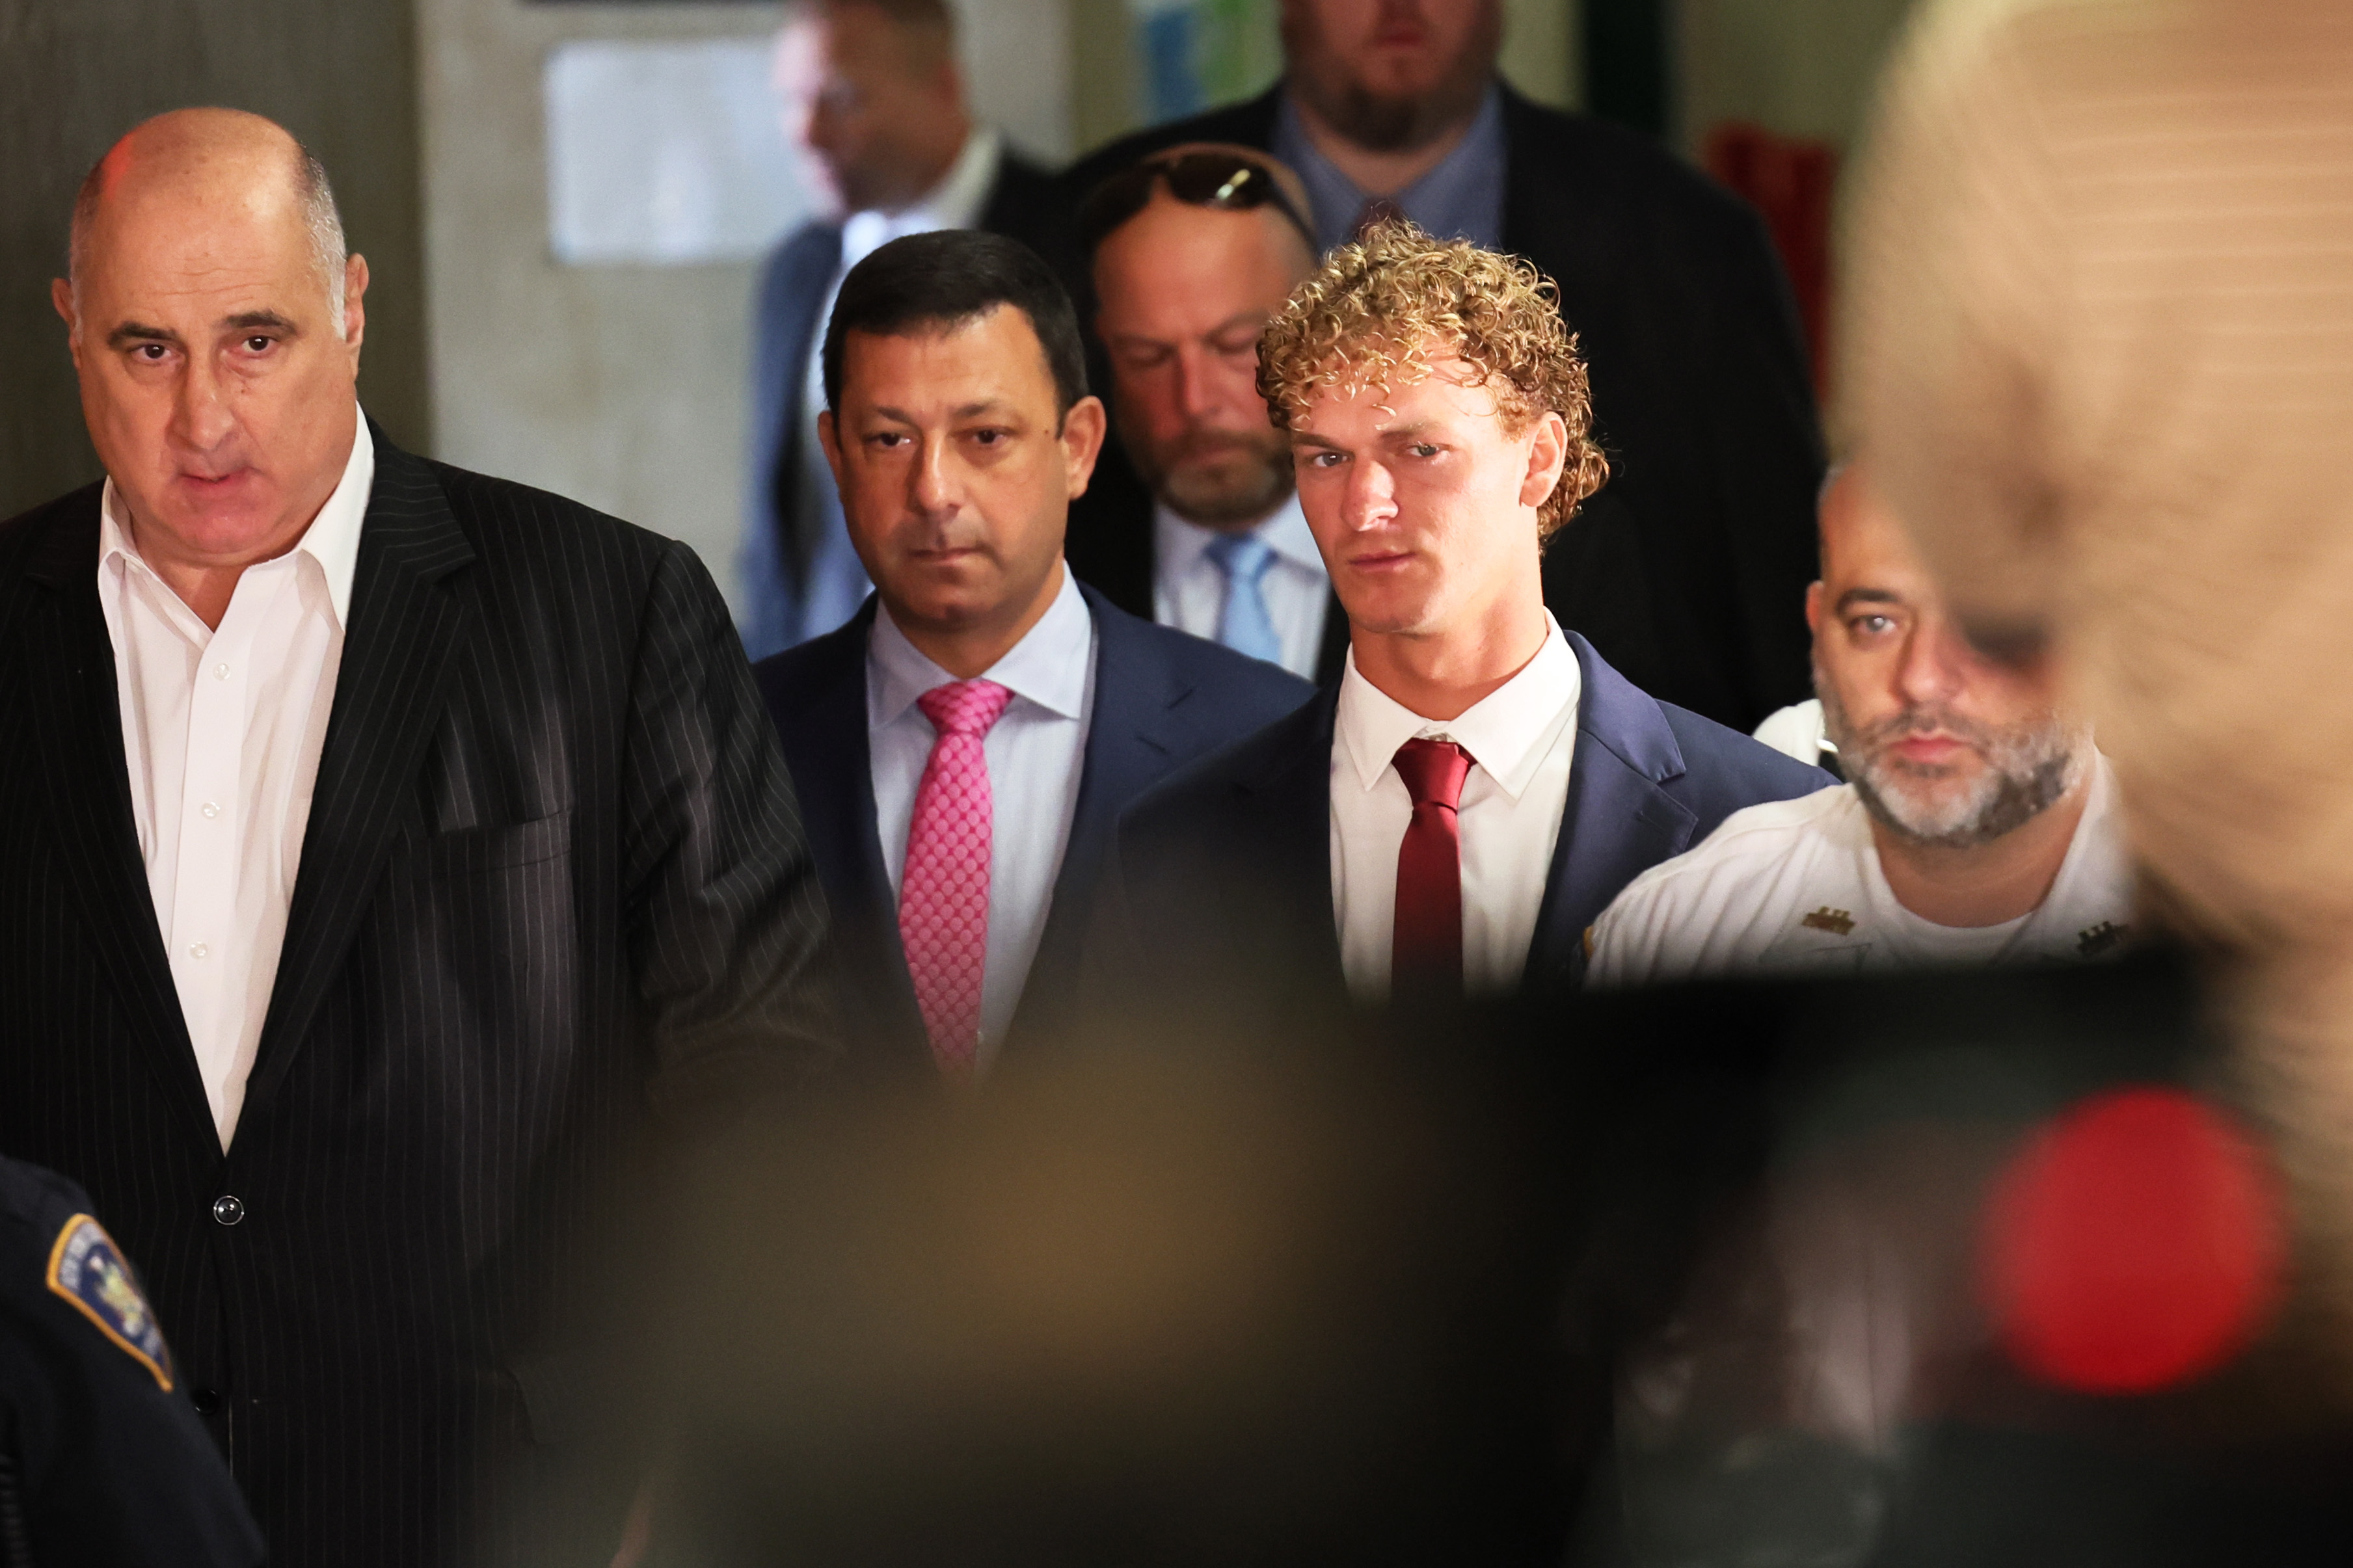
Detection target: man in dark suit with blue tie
<box><xmin>755</xmin><ymin>230</ymin><xmax>1310</xmax><ymax>1076</ymax></box>
<box><xmin>1098</xmin><ymin>222</ymin><xmax>1829</xmax><ymax>1036</ymax></box>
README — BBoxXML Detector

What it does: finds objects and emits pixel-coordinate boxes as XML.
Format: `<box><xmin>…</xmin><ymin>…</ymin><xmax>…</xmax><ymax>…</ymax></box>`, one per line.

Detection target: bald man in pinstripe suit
<box><xmin>0</xmin><ymin>110</ymin><xmax>837</xmax><ymax>1565</ymax></box>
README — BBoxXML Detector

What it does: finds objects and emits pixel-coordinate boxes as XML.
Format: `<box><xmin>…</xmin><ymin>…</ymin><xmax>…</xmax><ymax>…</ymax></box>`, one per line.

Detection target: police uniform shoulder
<box><xmin>0</xmin><ymin>1156</ymin><xmax>178</xmax><ymax>1390</ymax></box>
<box><xmin>1622</xmin><ymin>784</ymin><xmax>1856</xmax><ymax>897</ymax></box>
<box><xmin>0</xmin><ymin>1154</ymin><xmax>98</xmax><ymax>1249</ymax></box>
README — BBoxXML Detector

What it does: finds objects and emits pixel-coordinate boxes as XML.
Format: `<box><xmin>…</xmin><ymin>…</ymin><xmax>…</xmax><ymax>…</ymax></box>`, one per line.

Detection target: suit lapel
<box><xmin>1236</xmin><ymin>686</ymin><xmax>1348</xmax><ymax>989</ymax></box>
<box><xmin>1012</xmin><ymin>591</ymin><xmax>1188</xmax><ymax>1047</ymax></box>
<box><xmin>1524</xmin><ymin>634</ymin><xmax>1699</xmax><ymax>992</ymax></box>
<box><xmin>767</xmin><ymin>604</ymin><xmax>930</xmax><ymax>1064</ymax></box>
<box><xmin>18</xmin><ymin>494</ymin><xmax>217</xmax><ymax>1149</ymax></box>
<box><xmin>242</xmin><ymin>438</ymin><xmax>479</xmax><ymax>1117</ymax></box>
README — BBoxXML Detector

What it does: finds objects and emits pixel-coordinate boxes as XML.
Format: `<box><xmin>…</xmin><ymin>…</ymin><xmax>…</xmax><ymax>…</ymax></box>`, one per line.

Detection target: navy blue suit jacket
<box><xmin>1097</xmin><ymin>633</ymin><xmax>1833</xmax><ymax>1036</ymax></box>
<box><xmin>754</xmin><ymin>581</ymin><xmax>1313</xmax><ymax>1070</ymax></box>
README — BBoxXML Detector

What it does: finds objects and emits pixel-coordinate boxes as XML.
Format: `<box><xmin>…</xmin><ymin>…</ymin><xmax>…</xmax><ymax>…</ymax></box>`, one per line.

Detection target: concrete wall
<box><xmin>415</xmin><ymin>0</ymin><xmax>1070</xmax><ymax>620</ymax></box>
<box><xmin>0</xmin><ymin>0</ymin><xmax>430</xmax><ymax>520</ymax></box>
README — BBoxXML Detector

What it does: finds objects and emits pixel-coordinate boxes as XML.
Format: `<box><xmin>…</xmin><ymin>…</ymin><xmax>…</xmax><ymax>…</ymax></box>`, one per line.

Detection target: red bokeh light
<box><xmin>1978</xmin><ymin>1085</ymin><xmax>2288</xmax><ymax>1395</ymax></box>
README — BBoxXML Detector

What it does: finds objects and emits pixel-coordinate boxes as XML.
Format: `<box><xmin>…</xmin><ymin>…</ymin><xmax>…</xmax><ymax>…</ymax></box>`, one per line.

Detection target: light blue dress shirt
<box><xmin>1271</xmin><ymin>85</ymin><xmax>1508</xmax><ymax>257</ymax></box>
<box><xmin>1151</xmin><ymin>493</ymin><xmax>1331</xmax><ymax>681</ymax></box>
<box><xmin>867</xmin><ymin>566</ymin><xmax>1096</xmax><ymax>1067</ymax></box>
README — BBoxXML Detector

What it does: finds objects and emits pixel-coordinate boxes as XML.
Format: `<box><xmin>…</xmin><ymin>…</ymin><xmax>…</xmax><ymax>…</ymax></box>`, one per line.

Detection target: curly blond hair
<box><xmin>1256</xmin><ymin>218</ymin><xmax>1609</xmax><ymax>540</ymax></box>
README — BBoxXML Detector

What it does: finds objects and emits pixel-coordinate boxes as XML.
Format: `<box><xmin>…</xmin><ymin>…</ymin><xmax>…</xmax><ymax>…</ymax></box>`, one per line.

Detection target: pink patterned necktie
<box><xmin>898</xmin><ymin>678</ymin><xmax>1015</xmax><ymax>1073</ymax></box>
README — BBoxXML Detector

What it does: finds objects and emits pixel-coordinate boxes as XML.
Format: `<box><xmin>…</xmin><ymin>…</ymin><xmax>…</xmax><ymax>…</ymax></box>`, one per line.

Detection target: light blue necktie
<box><xmin>1203</xmin><ymin>533</ymin><xmax>1284</xmax><ymax>667</ymax></box>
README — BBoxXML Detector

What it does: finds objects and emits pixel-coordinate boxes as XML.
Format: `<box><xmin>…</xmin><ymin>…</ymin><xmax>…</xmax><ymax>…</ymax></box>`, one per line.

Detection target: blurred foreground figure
<box><xmin>1577</xmin><ymin>958</ymin><xmax>2353</xmax><ymax>1567</ymax></box>
<box><xmin>547</xmin><ymin>960</ymin><xmax>2353</xmax><ymax>1567</ymax></box>
<box><xmin>1589</xmin><ymin>466</ymin><xmax>2128</xmax><ymax>984</ymax></box>
<box><xmin>753</xmin><ymin>232</ymin><xmax>1307</xmax><ymax>1078</ymax></box>
<box><xmin>1101</xmin><ymin>223</ymin><xmax>1824</xmax><ymax>1030</ymax></box>
<box><xmin>745</xmin><ymin>0</ymin><xmax>1058</xmax><ymax>656</ymax></box>
<box><xmin>1</xmin><ymin>1155</ymin><xmax>262</xmax><ymax>1567</ymax></box>
<box><xmin>1055</xmin><ymin>0</ymin><xmax>1825</xmax><ymax>731</ymax></box>
<box><xmin>1840</xmin><ymin>0</ymin><xmax>2353</xmax><ymax>1379</ymax></box>
<box><xmin>0</xmin><ymin>109</ymin><xmax>836</xmax><ymax>1564</ymax></box>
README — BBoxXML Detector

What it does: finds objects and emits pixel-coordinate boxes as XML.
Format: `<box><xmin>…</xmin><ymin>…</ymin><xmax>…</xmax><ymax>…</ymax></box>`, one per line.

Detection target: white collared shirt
<box><xmin>1586</xmin><ymin>757</ymin><xmax>2131</xmax><ymax>987</ymax></box>
<box><xmin>868</xmin><ymin>564</ymin><xmax>1096</xmax><ymax>1068</ymax></box>
<box><xmin>793</xmin><ymin>129</ymin><xmax>1005</xmax><ymax>639</ymax></box>
<box><xmin>1151</xmin><ymin>492</ymin><xmax>1332</xmax><ymax>680</ymax></box>
<box><xmin>98</xmin><ymin>414</ymin><xmax>374</xmax><ymax>1149</ymax></box>
<box><xmin>1330</xmin><ymin>614</ymin><xmax>1583</xmax><ymax>1000</ymax></box>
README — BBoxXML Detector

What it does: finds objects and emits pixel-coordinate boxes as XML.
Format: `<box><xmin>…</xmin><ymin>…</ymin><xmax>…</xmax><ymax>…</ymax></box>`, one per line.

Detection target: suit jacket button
<box><xmin>211</xmin><ymin>1193</ymin><xmax>245</xmax><ymax>1226</ymax></box>
<box><xmin>191</xmin><ymin>1387</ymin><xmax>224</xmax><ymax>1416</ymax></box>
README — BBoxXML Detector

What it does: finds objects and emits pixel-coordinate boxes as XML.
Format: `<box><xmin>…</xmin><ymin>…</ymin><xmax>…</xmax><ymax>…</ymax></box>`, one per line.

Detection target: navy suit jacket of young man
<box><xmin>1096</xmin><ymin>631</ymin><xmax>1834</xmax><ymax>1039</ymax></box>
<box><xmin>754</xmin><ymin>580</ymin><xmax>1313</xmax><ymax>1069</ymax></box>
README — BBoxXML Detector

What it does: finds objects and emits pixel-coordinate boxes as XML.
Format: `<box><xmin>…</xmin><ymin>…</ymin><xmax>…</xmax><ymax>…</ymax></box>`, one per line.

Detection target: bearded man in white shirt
<box><xmin>1586</xmin><ymin>466</ymin><xmax>2133</xmax><ymax>986</ymax></box>
<box><xmin>1096</xmin><ymin>220</ymin><xmax>1828</xmax><ymax>1034</ymax></box>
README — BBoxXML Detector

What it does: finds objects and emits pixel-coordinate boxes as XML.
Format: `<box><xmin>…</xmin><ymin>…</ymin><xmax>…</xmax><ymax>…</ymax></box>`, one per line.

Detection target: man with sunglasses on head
<box><xmin>1054</xmin><ymin>0</ymin><xmax>1823</xmax><ymax>736</ymax></box>
<box><xmin>1083</xmin><ymin>146</ymin><xmax>1345</xmax><ymax>683</ymax></box>
<box><xmin>753</xmin><ymin>231</ymin><xmax>1310</xmax><ymax>1079</ymax></box>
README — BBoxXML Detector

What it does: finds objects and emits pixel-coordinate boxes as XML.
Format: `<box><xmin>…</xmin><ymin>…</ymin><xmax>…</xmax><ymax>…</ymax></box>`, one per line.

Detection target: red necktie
<box><xmin>1391</xmin><ymin>738</ymin><xmax>1474</xmax><ymax>1002</ymax></box>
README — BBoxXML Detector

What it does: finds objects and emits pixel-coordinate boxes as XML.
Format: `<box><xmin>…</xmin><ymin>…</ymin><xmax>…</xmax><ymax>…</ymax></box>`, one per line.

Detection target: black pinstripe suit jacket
<box><xmin>0</xmin><ymin>432</ymin><xmax>839</xmax><ymax>1565</ymax></box>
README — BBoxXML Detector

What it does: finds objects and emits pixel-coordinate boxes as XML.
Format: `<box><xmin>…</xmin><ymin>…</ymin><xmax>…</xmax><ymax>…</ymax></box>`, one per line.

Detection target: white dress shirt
<box><xmin>1587</xmin><ymin>758</ymin><xmax>2130</xmax><ymax>987</ymax></box>
<box><xmin>793</xmin><ymin>129</ymin><xmax>1004</xmax><ymax>637</ymax></box>
<box><xmin>1330</xmin><ymin>615</ymin><xmax>1583</xmax><ymax>1000</ymax></box>
<box><xmin>1151</xmin><ymin>492</ymin><xmax>1332</xmax><ymax>680</ymax></box>
<box><xmin>869</xmin><ymin>565</ymin><xmax>1096</xmax><ymax>1069</ymax></box>
<box><xmin>99</xmin><ymin>415</ymin><xmax>373</xmax><ymax>1149</ymax></box>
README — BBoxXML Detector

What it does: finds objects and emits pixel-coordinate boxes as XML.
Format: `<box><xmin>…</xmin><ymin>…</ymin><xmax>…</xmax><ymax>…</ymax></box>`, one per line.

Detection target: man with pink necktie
<box><xmin>753</xmin><ymin>231</ymin><xmax>1310</xmax><ymax>1078</ymax></box>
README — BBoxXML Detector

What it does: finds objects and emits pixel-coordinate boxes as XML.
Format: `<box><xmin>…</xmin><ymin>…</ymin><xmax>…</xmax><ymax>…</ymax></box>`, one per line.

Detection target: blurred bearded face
<box><xmin>1093</xmin><ymin>191</ymin><xmax>1313</xmax><ymax>529</ymax></box>
<box><xmin>1810</xmin><ymin>469</ymin><xmax>2090</xmax><ymax>847</ymax></box>
<box><xmin>1279</xmin><ymin>0</ymin><xmax>1502</xmax><ymax>152</ymax></box>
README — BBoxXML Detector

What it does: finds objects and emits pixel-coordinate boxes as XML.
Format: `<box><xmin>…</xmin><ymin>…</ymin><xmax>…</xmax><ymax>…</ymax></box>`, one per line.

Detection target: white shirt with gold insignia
<box><xmin>1584</xmin><ymin>755</ymin><xmax>2131</xmax><ymax>988</ymax></box>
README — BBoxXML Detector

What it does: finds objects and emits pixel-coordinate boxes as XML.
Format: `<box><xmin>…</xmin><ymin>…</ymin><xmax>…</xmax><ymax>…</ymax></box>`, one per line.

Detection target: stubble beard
<box><xmin>1127</xmin><ymin>413</ymin><xmax>1296</xmax><ymax>529</ymax></box>
<box><xmin>1818</xmin><ymin>666</ymin><xmax>2090</xmax><ymax>849</ymax></box>
<box><xmin>1282</xmin><ymin>5</ymin><xmax>1499</xmax><ymax>153</ymax></box>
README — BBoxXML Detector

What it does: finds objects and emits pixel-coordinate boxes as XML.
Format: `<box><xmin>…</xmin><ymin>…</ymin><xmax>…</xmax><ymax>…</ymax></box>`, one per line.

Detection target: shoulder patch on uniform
<box><xmin>1801</xmin><ymin>907</ymin><xmax>1856</xmax><ymax>937</ymax></box>
<box><xmin>46</xmin><ymin>1214</ymin><xmax>174</xmax><ymax>1390</ymax></box>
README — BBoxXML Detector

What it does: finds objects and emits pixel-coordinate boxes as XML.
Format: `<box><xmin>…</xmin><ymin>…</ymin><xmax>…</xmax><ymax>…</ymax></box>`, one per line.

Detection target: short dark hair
<box><xmin>822</xmin><ymin>230</ymin><xmax>1089</xmax><ymax>420</ymax></box>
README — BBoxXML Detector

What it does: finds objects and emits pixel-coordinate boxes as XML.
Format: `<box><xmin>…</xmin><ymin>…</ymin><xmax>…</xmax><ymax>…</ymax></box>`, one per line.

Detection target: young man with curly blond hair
<box><xmin>1095</xmin><ymin>223</ymin><xmax>1829</xmax><ymax>1028</ymax></box>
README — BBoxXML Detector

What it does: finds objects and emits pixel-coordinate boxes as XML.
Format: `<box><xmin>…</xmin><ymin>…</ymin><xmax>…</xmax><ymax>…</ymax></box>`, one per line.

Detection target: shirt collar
<box><xmin>867</xmin><ymin>562</ymin><xmax>1093</xmax><ymax>731</ymax></box>
<box><xmin>841</xmin><ymin>127</ymin><xmax>1002</xmax><ymax>259</ymax></box>
<box><xmin>1336</xmin><ymin>613</ymin><xmax>1580</xmax><ymax>801</ymax></box>
<box><xmin>1152</xmin><ymin>490</ymin><xmax>1323</xmax><ymax>579</ymax></box>
<box><xmin>97</xmin><ymin>412</ymin><xmax>375</xmax><ymax>633</ymax></box>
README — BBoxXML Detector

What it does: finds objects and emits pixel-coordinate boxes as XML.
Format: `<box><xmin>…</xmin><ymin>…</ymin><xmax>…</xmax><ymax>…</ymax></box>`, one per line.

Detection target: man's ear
<box><xmin>50</xmin><ymin>279</ymin><xmax>84</xmax><ymax>371</ymax></box>
<box><xmin>817</xmin><ymin>408</ymin><xmax>848</xmax><ymax>490</ymax></box>
<box><xmin>1521</xmin><ymin>410</ymin><xmax>1569</xmax><ymax>512</ymax></box>
<box><xmin>1805</xmin><ymin>579</ymin><xmax>1824</xmax><ymax>635</ymax></box>
<box><xmin>1058</xmin><ymin>395</ymin><xmax>1107</xmax><ymax>499</ymax></box>
<box><xmin>342</xmin><ymin>254</ymin><xmax>370</xmax><ymax>358</ymax></box>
